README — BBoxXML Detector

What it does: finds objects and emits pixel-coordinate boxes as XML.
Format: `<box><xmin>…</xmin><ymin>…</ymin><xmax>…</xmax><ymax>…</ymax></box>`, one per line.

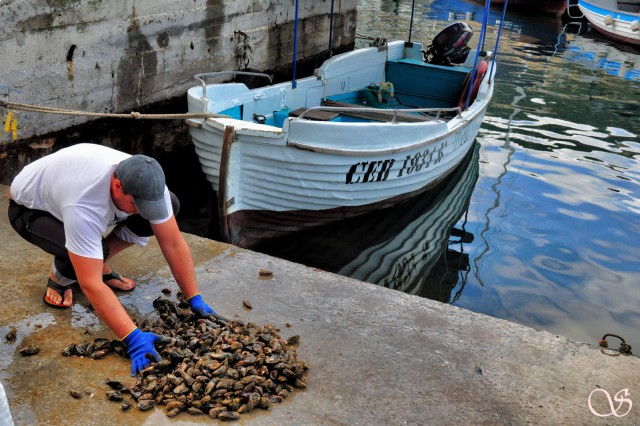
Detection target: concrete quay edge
<box><xmin>1</xmin><ymin>184</ymin><xmax>638</xmax><ymax>425</ymax></box>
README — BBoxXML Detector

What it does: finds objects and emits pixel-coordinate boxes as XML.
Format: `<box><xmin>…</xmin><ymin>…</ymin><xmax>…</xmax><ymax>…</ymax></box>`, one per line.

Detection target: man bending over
<box><xmin>8</xmin><ymin>143</ymin><xmax>218</xmax><ymax>375</ymax></box>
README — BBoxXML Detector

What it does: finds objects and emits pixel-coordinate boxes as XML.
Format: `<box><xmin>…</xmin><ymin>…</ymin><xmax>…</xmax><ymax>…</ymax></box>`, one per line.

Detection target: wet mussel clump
<box><xmin>63</xmin><ymin>297</ymin><xmax>308</xmax><ymax>419</ymax></box>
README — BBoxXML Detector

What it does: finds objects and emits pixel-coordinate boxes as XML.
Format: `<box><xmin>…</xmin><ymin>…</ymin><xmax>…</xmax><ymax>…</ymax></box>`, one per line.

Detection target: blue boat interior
<box><xmin>217</xmin><ymin>57</ymin><xmax>475</xmax><ymax>128</ymax></box>
<box><xmin>386</xmin><ymin>59</ymin><xmax>470</xmax><ymax>108</ymax></box>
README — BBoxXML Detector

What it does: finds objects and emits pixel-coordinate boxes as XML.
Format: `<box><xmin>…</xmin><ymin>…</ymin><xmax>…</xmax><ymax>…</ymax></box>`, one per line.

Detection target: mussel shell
<box><xmin>19</xmin><ymin>345</ymin><xmax>40</xmax><ymax>356</ymax></box>
<box><xmin>165</xmin><ymin>400</ymin><xmax>185</xmax><ymax>411</ymax></box>
<box><xmin>106</xmin><ymin>391</ymin><xmax>123</xmax><ymax>401</ymax></box>
<box><xmin>105</xmin><ymin>379</ymin><xmax>124</xmax><ymax>390</ymax></box>
<box><xmin>5</xmin><ymin>327</ymin><xmax>17</xmax><ymax>342</ymax></box>
<box><xmin>187</xmin><ymin>407</ymin><xmax>204</xmax><ymax>415</ymax></box>
<box><xmin>90</xmin><ymin>349</ymin><xmax>109</xmax><ymax>359</ymax></box>
<box><xmin>218</xmin><ymin>410</ymin><xmax>240</xmax><ymax>420</ymax></box>
<box><xmin>61</xmin><ymin>345</ymin><xmax>75</xmax><ymax>357</ymax></box>
<box><xmin>138</xmin><ymin>399</ymin><xmax>155</xmax><ymax>411</ymax></box>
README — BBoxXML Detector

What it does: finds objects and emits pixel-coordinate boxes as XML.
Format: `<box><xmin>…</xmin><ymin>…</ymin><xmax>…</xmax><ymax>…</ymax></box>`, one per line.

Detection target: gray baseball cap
<box><xmin>115</xmin><ymin>155</ymin><xmax>168</xmax><ymax>221</ymax></box>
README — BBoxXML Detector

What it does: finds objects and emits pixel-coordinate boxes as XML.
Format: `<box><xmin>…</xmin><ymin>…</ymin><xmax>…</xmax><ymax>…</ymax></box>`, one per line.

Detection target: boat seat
<box><xmin>289</xmin><ymin>108</ymin><xmax>340</xmax><ymax>121</ymax></box>
<box><xmin>321</xmin><ymin>100</ymin><xmax>437</xmax><ymax>123</ymax></box>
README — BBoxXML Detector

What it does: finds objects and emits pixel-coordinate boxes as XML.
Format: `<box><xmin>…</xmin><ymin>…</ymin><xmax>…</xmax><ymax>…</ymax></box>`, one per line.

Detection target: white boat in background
<box><xmin>186</xmin><ymin>3</ymin><xmax>508</xmax><ymax>248</ymax></box>
<box><xmin>578</xmin><ymin>0</ymin><xmax>640</xmax><ymax>46</ymax></box>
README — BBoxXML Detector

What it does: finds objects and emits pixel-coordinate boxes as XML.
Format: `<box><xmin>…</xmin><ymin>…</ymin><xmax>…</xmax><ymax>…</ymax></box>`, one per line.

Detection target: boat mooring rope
<box><xmin>0</xmin><ymin>100</ymin><xmax>218</xmax><ymax>120</ymax></box>
<box><xmin>355</xmin><ymin>33</ymin><xmax>388</xmax><ymax>47</ymax></box>
<box><xmin>0</xmin><ymin>99</ymin><xmax>222</xmax><ymax>141</ymax></box>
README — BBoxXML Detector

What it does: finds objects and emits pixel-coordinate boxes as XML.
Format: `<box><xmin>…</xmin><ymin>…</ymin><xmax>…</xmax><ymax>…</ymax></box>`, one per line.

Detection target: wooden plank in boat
<box><xmin>289</xmin><ymin>108</ymin><xmax>340</xmax><ymax>121</ymax></box>
<box><xmin>321</xmin><ymin>100</ymin><xmax>436</xmax><ymax>123</ymax></box>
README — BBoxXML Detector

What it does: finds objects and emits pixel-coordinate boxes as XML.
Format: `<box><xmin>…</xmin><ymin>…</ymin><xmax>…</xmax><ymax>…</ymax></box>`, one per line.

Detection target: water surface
<box><xmin>258</xmin><ymin>0</ymin><xmax>640</xmax><ymax>350</ymax></box>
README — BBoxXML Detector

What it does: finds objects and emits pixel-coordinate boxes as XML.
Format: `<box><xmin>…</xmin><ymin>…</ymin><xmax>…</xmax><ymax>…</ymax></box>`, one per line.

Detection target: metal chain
<box><xmin>599</xmin><ymin>334</ymin><xmax>633</xmax><ymax>356</ymax></box>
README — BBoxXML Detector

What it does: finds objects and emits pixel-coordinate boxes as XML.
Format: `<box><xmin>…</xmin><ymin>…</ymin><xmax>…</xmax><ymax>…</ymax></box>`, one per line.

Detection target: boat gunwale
<box><xmin>284</xmin><ymin>103</ymin><xmax>487</xmax><ymax>156</ymax></box>
<box><xmin>192</xmin><ymin>95</ymin><xmax>490</xmax><ymax>156</ymax></box>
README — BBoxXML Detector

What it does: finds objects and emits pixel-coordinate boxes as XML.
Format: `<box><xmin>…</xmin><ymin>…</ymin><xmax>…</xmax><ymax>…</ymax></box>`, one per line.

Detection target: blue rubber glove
<box><xmin>122</xmin><ymin>328</ymin><xmax>162</xmax><ymax>376</ymax></box>
<box><xmin>188</xmin><ymin>293</ymin><xmax>217</xmax><ymax>318</ymax></box>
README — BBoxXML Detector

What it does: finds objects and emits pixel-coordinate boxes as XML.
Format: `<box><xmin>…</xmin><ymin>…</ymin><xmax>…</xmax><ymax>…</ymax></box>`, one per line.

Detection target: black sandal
<box><xmin>43</xmin><ymin>278</ymin><xmax>74</xmax><ymax>309</ymax></box>
<box><xmin>102</xmin><ymin>270</ymin><xmax>135</xmax><ymax>291</ymax></box>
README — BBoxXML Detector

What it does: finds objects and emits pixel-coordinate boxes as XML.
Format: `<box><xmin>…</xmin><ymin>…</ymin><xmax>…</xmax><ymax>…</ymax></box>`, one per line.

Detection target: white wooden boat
<box><xmin>186</xmin><ymin>20</ymin><xmax>501</xmax><ymax>248</ymax></box>
<box><xmin>578</xmin><ymin>0</ymin><xmax>640</xmax><ymax>46</ymax></box>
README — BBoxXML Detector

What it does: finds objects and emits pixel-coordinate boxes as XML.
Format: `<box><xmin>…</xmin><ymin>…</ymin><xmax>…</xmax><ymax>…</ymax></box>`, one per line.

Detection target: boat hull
<box><xmin>579</xmin><ymin>0</ymin><xmax>640</xmax><ymax>46</ymax></box>
<box><xmin>254</xmin><ymin>142</ymin><xmax>480</xmax><ymax>299</ymax></box>
<box><xmin>224</xmin><ymin>145</ymin><xmax>475</xmax><ymax>248</ymax></box>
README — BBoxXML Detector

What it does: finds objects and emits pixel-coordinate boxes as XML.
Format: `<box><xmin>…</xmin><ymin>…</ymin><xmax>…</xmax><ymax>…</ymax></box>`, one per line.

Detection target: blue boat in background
<box><xmin>578</xmin><ymin>0</ymin><xmax>640</xmax><ymax>46</ymax></box>
<box><xmin>564</xmin><ymin>31</ymin><xmax>640</xmax><ymax>80</ymax></box>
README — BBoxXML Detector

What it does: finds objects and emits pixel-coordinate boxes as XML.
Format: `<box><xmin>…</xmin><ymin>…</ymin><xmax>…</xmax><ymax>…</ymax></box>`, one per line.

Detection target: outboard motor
<box><xmin>422</xmin><ymin>22</ymin><xmax>473</xmax><ymax>66</ymax></box>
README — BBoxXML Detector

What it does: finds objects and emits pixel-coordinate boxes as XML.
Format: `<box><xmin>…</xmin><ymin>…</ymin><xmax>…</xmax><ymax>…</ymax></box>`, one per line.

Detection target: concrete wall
<box><xmin>0</xmin><ymin>0</ymin><xmax>357</xmax><ymax>145</ymax></box>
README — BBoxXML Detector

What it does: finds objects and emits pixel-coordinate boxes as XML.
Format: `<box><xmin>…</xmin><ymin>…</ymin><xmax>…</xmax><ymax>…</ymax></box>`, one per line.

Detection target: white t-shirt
<box><xmin>10</xmin><ymin>143</ymin><xmax>172</xmax><ymax>259</ymax></box>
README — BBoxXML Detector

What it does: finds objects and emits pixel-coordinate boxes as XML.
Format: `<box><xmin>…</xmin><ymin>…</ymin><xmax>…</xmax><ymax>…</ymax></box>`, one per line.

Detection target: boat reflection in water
<box><xmin>563</xmin><ymin>29</ymin><xmax>640</xmax><ymax>81</ymax></box>
<box><xmin>255</xmin><ymin>142</ymin><xmax>480</xmax><ymax>303</ymax></box>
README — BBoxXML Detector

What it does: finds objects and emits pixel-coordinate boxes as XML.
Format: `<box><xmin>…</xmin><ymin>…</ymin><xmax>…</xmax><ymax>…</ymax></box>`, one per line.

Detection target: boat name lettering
<box><xmin>346</xmin><ymin>159</ymin><xmax>396</xmax><ymax>184</ymax></box>
<box><xmin>346</xmin><ymin>143</ymin><xmax>448</xmax><ymax>184</ymax></box>
<box><xmin>452</xmin><ymin>125</ymin><xmax>469</xmax><ymax>151</ymax></box>
<box><xmin>396</xmin><ymin>144</ymin><xmax>444</xmax><ymax>178</ymax></box>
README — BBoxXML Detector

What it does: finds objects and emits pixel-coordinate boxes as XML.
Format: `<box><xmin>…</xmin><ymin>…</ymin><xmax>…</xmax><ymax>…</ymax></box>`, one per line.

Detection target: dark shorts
<box><xmin>7</xmin><ymin>194</ymin><xmax>180</xmax><ymax>280</ymax></box>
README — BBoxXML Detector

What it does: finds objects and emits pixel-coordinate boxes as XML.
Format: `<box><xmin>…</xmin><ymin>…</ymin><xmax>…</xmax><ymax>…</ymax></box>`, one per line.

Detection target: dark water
<box><xmin>251</xmin><ymin>0</ymin><xmax>640</xmax><ymax>350</ymax></box>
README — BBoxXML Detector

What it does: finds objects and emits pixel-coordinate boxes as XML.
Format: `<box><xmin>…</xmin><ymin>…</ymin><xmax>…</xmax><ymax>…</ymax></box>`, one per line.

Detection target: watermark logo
<box><xmin>588</xmin><ymin>388</ymin><xmax>632</xmax><ymax>418</ymax></box>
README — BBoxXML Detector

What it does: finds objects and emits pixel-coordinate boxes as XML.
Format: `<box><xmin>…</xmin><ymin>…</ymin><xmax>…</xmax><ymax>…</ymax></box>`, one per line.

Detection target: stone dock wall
<box><xmin>0</xmin><ymin>0</ymin><xmax>357</xmax><ymax>145</ymax></box>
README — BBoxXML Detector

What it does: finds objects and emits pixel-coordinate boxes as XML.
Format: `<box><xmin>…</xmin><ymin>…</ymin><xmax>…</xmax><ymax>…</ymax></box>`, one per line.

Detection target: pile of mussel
<box><xmin>63</xmin><ymin>296</ymin><xmax>308</xmax><ymax>419</ymax></box>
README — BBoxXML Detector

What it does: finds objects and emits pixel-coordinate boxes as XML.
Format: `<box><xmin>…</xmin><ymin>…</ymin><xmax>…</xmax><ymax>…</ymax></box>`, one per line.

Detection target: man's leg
<box><xmin>8</xmin><ymin>201</ymin><xmax>74</xmax><ymax>306</ymax></box>
<box><xmin>101</xmin><ymin>233</ymin><xmax>135</xmax><ymax>290</ymax></box>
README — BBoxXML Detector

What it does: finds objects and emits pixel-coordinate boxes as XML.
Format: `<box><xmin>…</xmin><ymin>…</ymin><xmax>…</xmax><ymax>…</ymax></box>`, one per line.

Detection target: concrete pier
<box><xmin>1</xmin><ymin>184</ymin><xmax>639</xmax><ymax>425</ymax></box>
<box><xmin>1</xmin><ymin>0</ymin><xmax>357</xmax><ymax>145</ymax></box>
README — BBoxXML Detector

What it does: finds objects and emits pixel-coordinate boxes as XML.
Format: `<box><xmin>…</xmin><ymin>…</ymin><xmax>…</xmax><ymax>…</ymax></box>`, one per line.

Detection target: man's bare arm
<box><xmin>151</xmin><ymin>215</ymin><xmax>199</xmax><ymax>299</ymax></box>
<box><xmin>69</xmin><ymin>252</ymin><xmax>136</xmax><ymax>338</ymax></box>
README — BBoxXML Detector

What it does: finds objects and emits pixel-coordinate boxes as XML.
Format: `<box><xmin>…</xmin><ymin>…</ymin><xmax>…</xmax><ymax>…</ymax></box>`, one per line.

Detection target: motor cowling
<box><xmin>423</xmin><ymin>22</ymin><xmax>473</xmax><ymax>66</ymax></box>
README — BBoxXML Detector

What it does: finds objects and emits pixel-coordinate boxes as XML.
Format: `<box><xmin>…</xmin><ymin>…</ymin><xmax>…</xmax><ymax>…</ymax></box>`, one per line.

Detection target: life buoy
<box><xmin>458</xmin><ymin>60</ymin><xmax>489</xmax><ymax>110</ymax></box>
